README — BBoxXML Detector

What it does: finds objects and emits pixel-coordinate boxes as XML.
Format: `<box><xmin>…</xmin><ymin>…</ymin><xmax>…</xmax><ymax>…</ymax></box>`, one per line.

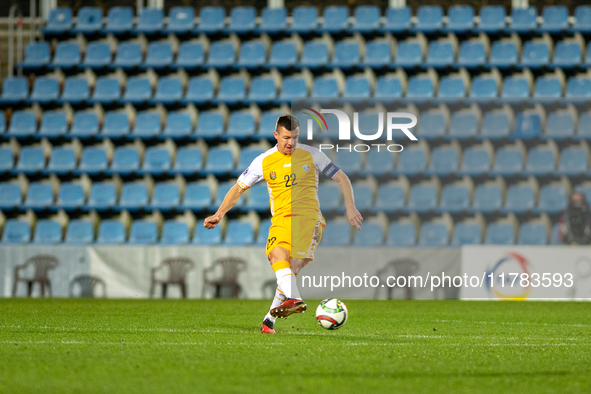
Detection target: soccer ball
<box><xmin>315</xmin><ymin>298</ymin><xmax>348</xmax><ymax>330</ymax></box>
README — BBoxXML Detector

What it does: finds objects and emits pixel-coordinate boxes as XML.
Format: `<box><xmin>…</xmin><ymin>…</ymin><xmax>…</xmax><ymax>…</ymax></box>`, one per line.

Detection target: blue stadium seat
<box><xmin>15</xmin><ymin>147</ymin><xmax>44</xmax><ymax>173</ymax></box>
<box><xmin>478</xmin><ymin>6</ymin><xmax>506</xmax><ymax>32</ymax></box>
<box><xmin>300</xmin><ymin>42</ymin><xmax>329</xmax><ymax>69</ymax></box>
<box><xmin>374</xmin><ymin>75</ymin><xmax>403</xmax><ymax>98</ymax></box>
<box><xmin>573</xmin><ymin>6</ymin><xmax>591</xmax><ymax>33</ymax></box>
<box><xmin>160</xmin><ymin>221</ymin><xmax>189</xmax><ymax>245</ymax></box>
<box><xmin>521</xmin><ymin>41</ymin><xmax>550</xmax><ymax>68</ymax></box>
<box><xmin>362</xmin><ymin>40</ymin><xmax>392</xmax><ymax>68</ymax></box>
<box><xmin>86</xmin><ymin>183</ymin><xmax>116</xmax><ymax>210</ymax></box>
<box><xmin>173</xmin><ymin>42</ymin><xmax>204</xmax><ymax>69</ymax></box>
<box><xmin>425</xmin><ymin>40</ymin><xmax>455</xmax><ymax>68</ymax></box>
<box><xmin>418</xmin><ymin>111</ymin><xmax>447</xmax><ymax>140</ymax></box>
<box><xmin>459</xmin><ymin>147</ymin><xmax>490</xmax><ymax>176</ymax></box>
<box><xmin>91</xmin><ymin>77</ymin><xmax>121</xmax><ymax>104</ymax></box>
<box><xmin>524</xmin><ymin>146</ymin><xmax>556</xmax><ymax>176</ymax></box>
<box><xmin>206</xmin><ymin>42</ymin><xmax>235</xmax><ymax>68</ymax></box>
<box><xmin>23</xmin><ymin>183</ymin><xmax>53</xmax><ymax>210</ymax></box>
<box><xmin>226</xmin><ymin>112</ymin><xmax>256</xmax><ymax>140</ymax></box>
<box><xmin>96</xmin><ymin>220</ymin><xmax>126</xmax><ymax>244</ymax></box>
<box><xmin>396</xmin><ymin>146</ymin><xmax>426</xmax><ymax>175</ymax></box>
<box><xmin>112</xmin><ymin>42</ymin><xmax>142</xmax><ymax>69</ymax></box>
<box><xmin>318</xmin><ymin>183</ymin><xmax>341</xmax><ymax>212</ymax></box>
<box><xmin>501</xmin><ymin>184</ymin><xmax>535</xmax><ymax>214</ymax></box>
<box><xmin>419</xmin><ymin>222</ymin><xmax>448</xmax><ymax>247</ymax></box>
<box><xmin>485</xmin><ymin>223</ymin><xmax>515</xmax><ymax>245</ymax></box>
<box><xmin>489</xmin><ymin>41</ymin><xmax>518</xmax><ymax>68</ymax></box>
<box><xmin>513</xmin><ymin>112</ymin><xmax>542</xmax><ymax>140</ymax></box>
<box><xmin>8</xmin><ymin>111</ymin><xmax>37</xmax><ymax>139</ymax></box>
<box><xmin>566</xmin><ymin>77</ymin><xmax>591</xmax><ymax>99</ymax></box>
<box><xmin>101</xmin><ymin>112</ymin><xmax>129</xmax><ymax>139</ymax></box>
<box><xmin>70</xmin><ymin>112</ymin><xmax>99</xmax><ymax>139</ymax></box>
<box><xmin>227</xmin><ymin>6</ymin><xmax>256</xmax><ymax>34</ymax></box>
<box><xmin>446</xmin><ymin>5</ymin><xmax>474</xmax><ymax>32</ymax></box>
<box><xmin>255</xmin><ymin>111</ymin><xmax>283</xmax><ymax>139</ymax></box>
<box><xmin>172</xmin><ymin>147</ymin><xmax>202</xmax><ymax>174</ymax></box>
<box><xmin>332</xmin><ymin>41</ymin><xmax>360</xmax><ymax>69</ymax></box>
<box><xmin>1</xmin><ymin>77</ymin><xmax>28</xmax><ymax>103</ymax></box>
<box><xmin>509</xmin><ymin>6</ymin><xmax>537</xmax><ymax>33</ymax></box>
<box><xmin>194</xmin><ymin>6</ymin><xmax>225</xmax><ymax>34</ymax></box>
<box><xmin>73</xmin><ymin>7</ymin><xmax>102</xmax><ymax>34</ymax></box>
<box><xmin>143</xmin><ymin>42</ymin><xmax>173</xmax><ymax>69</ymax></box>
<box><xmin>258</xmin><ymin>8</ymin><xmax>286</xmax><ymax>34</ymax></box>
<box><xmin>183</xmin><ymin>76</ymin><xmax>214</xmax><ymax>104</ymax></box>
<box><xmin>0</xmin><ymin>183</ymin><xmax>21</xmax><ymax>209</ymax></box>
<box><xmin>382</xmin><ymin>7</ymin><xmax>411</xmax><ymax>33</ymax></box>
<box><xmin>236</xmin><ymin>41</ymin><xmax>266</xmax><ymax>69</ymax></box>
<box><xmin>192</xmin><ymin>225</ymin><xmax>221</xmax><ymax>245</ymax></box>
<box><xmin>386</xmin><ymin>222</ymin><xmax>416</xmax><ymax>247</ymax></box>
<box><xmin>135</xmin><ymin>8</ymin><xmax>163</xmax><ymax>34</ymax></box>
<box><xmin>534</xmin><ymin>76</ymin><xmax>562</xmax><ymax>98</ymax></box>
<box><xmin>245</xmin><ymin>183</ymin><xmax>270</xmax><ymax>212</ymax></box>
<box><xmin>141</xmin><ymin>148</ymin><xmax>171</xmax><ymax>174</ymax></box>
<box><xmin>406</xmin><ymin>184</ymin><xmax>437</xmax><ymax>213</ymax></box>
<box><xmin>56</xmin><ymin>183</ymin><xmax>84</xmax><ymax>210</ymax></box>
<box><xmin>557</xmin><ymin>147</ymin><xmax>587</xmax><ymax>175</ymax></box>
<box><xmin>33</xmin><ymin>220</ymin><xmax>61</xmax><ymax>244</ymax></box>
<box><xmin>224</xmin><ymin>221</ymin><xmax>254</xmax><ymax>246</ymax></box>
<box><xmin>501</xmin><ymin>76</ymin><xmax>530</xmax><ymax>99</ymax></box>
<box><xmin>0</xmin><ymin>111</ymin><xmax>4</xmax><ymax>134</ymax></box>
<box><xmin>362</xmin><ymin>150</ymin><xmax>394</xmax><ymax>177</ymax></box>
<box><xmin>448</xmin><ymin>110</ymin><xmax>478</xmax><ymax>140</ymax></box>
<box><xmin>395</xmin><ymin>40</ymin><xmax>423</xmax><ymax>68</ymax></box>
<box><xmin>196</xmin><ymin>111</ymin><xmax>224</xmax><ymax>140</ymax></box>
<box><xmin>491</xmin><ymin>147</ymin><xmax>523</xmax><ymax>176</ymax></box>
<box><xmin>103</xmin><ymin>7</ymin><xmax>133</xmax><ymax>34</ymax></box>
<box><xmin>414</xmin><ymin>5</ymin><xmax>443</xmax><ymax>32</ymax></box>
<box><xmin>535</xmin><ymin>184</ymin><xmax>567</xmax><ymax>214</ymax></box>
<box><xmin>518</xmin><ymin>223</ymin><xmax>547</xmax><ymax>245</ymax></box>
<box><xmin>248</xmin><ymin>77</ymin><xmax>276</xmax><ymax>104</ymax></box>
<box><xmin>211</xmin><ymin>181</ymin><xmax>243</xmax><ymax>211</ymax></box>
<box><xmin>552</xmin><ymin>41</ymin><xmax>582</xmax><ymax>68</ymax></box>
<box><xmin>255</xmin><ymin>220</ymin><xmax>272</xmax><ymax>246</ymax></box>
<box><xmin>118</xmin><ymin>183</ymin><xmax>148</xmax><ymax>211</ymax></box>
<box><xmin>372</xmin><ymin>184</ymin><xmax>405</xmax><ymax>213</ymax></box>
<box><xmin>164</xmin><ymin>112</ymin><xmax>194</xmax><ymax>139</ymax></box>
<box><xmin>204</xmin><ymin>147</ymin><xmax>234</xmax><ymax>175</ymax></box>
<box><xmin>481</xmin><ymin>111</ymin><xmax>510</xmax><ymax>140</ymax></box>
<box><xmin>457</xmin><ymin>41</ymin><xmax>486</xmax><ymax>68</ymax></box>
<box><xmin>544</xmin><ymin>111</ymin><xmax>574</xmax><ymax>140</ymax></box>
<box><xmin>452</xmin><ymin>223</ymin><xmax>482</xmax><ymax>246</ymax></box>
<box><xmin>406</xmin><ymin>76</ymin><xmax>434</xmax><ymax>98</ymax></box>
<box><xmin>21</xmin><ymin>42</ymin><xmax>50</xmax><ymax>69</ymax></box>
<box><xmin>28</xmin><ymin>77</ymin><xmax>59</xmax><ymax>104</ymax></box>
<box><xmin>289</xmin><ymin>6</ymin><xmax>318</xmax><ymax>33</ymax></box>
<box><xmin>277</xmin><ymin>77</ymin><xmax>308</xmax><ymax>103</ymax></box>
<box><xmin>267</xmin><ymin>42</ymin><xmax>297</xmax><ymax>69</ymax></box>
<box><xmin>65</xmin><ymin>220</ymin><xmax>94</xmax><ymax>244</ymax></box>
<box><xmin>470</xmin><ymin>76</ymin><xmax>498</xmax><ymax>98</ymax></box>
<box><xmin>77</xmin><ymin>147</ymin><xmax>107</xmax><ymax>175</ymax></box>
<box><xmin>427</xmin><ymin>147</ymin><xmax>458</xmax><ymax>176</ymax></box>
<box><xmin>438</xmin><ymin>184</ymin><xmax>470</xmax><ymax>213</ymax></box>
<box><xmin>321</xmin><ymin>221</ymin><xmax>351</xmax><ymax>246</ymax></box>
<box><xmin>60</xmin><ymin>77</ymin><xmax>89</xmax><ymax>104</ymax></box>
<box><xmin>2</xmin><ymin>220</ymin><xmax>30</xmax><ymax>243</ymax></box>
<box><xmin>51</xmin><ymin>42</ymin><xmax>80</xmax><ymax>69</ymax></box>
<box><xmin>109</xmin><ymin>147</ymin><xmax>139</xmax><ymax>175</ymax></box>
<box><xmin>39</xmin><ymin>111</ymin><xmax>67</xmax><ymax>139</ymax></box>
<box><xmin>344</xmin><ymin>76</ymin><xmax>371</xmax><ymax>98</ymax></box>
<box><xmin>550</xmin><ymin>223</ymin><xmax>561</xmax><ymax>245</ymax></box>
<box><xmin>129</xmin><ymin>221</ymin><xmax>158</xmax><ymax>244</ymax></box>
<box><xmin>320</xmin><ymin>6</ymin><xmax>349</xmax><ymax>33</ymax></box>
<box><xmin>131</xmin><ymin>112</ymin><xmax>160</xmax><ymax>139</ymax></box>
<box><xmin>353</xmin><ymin>223</ymin><xmax>383</xmax><ymax>247</ymax></box>
<box><xmin>165</xmin><ymin>7</ymin><xmax>195</xmax><ymax>34</ymax></box>
<box><xmin>470</xmin><ymin>184</ymin><xmax>502</xmax><ymax>214</ymax></box>
<box><xmin>312</xmin><ymin>77</ymin><xmax>339</xmax><ymax>98</ymax></box>
<box><xmin>215</xmin><ymin>77</ymin><xmax>246</xmax><ymax>104</ymax></box>
<box><xmin>348</xmin><ymin>184</ymin><xmax>372</xmax><ymax>212</ymax></box>
<box><xmin>0</xmin><ymin>147</ymin><xmax>13</xmax><ymax>174</ymax></box>
<box><xmin>351</xmin><ymin>6</ymin><xmax>380</xmax><ymax>33</ymax></box>
<box><xmin>182</xmin><ymin>183</ymin><xmax>211</xmax><ymax>210</ymax></box>
<box><xmin>540</xmin><ymin>6</ymin><xmax>568</xmax><ymax>33</ymax></box>
<box><xmin>42</xmin><ymin>8</ymin><xmax>72</xmax><ymax>34</ymax></box>
<box><xmin>151</xmin><ymin>77</ymin><xmax>182</xmax><ymax>104</ymax></box>
<box><xmin>45</xmin><ymin>147</ymin><xmax>75</xmax><ymax>174</ymax></box>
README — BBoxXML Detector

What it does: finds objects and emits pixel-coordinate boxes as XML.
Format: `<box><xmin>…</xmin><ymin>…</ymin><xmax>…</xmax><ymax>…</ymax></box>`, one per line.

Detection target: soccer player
<box><xmin>204</xmin><ymin>114</ymin><xmax>363</xmax><ymax>334</ymax></box>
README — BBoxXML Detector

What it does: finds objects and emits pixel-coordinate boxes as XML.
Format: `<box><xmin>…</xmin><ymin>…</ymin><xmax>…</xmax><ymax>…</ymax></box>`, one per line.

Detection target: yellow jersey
<box><xmin>237</xmin><ymin>143</ymin><xmax>340</xmax><ymax>224</ymax></box>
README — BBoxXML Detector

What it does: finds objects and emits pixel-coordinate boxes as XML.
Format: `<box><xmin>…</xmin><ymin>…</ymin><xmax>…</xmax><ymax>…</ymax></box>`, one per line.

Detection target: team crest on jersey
<box><xmin>242</xmin><ymin>167</ymin><xmax>249</xmax><ymax>176</ymax></box>
<box><xmin>270</xmin><ymin>171</ymin><xmax>276</xmax><ymax>180</ymax></box>
<box><xmin>302</xmin><ymin>164</ymin><xmax>311</xmax><ymax>172</ymax></box>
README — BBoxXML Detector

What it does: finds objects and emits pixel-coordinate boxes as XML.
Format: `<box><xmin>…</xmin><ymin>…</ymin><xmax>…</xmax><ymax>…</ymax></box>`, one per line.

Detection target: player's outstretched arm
<box><xmin>332</xmin><ymin>170</ymin><xmax>363</xmax><ymax>231</ymax></box>
<box><xmin>204</xmin><ymin>184</ymin><xmax>246</xmax><ymax>229</ymax></box>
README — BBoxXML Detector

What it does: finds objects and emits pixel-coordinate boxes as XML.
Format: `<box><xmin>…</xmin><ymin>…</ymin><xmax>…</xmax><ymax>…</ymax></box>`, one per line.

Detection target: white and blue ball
<box><xmin>315</xmin><ymin>298</ymin><xmax>348</xmax><ymax>330</ymax></box>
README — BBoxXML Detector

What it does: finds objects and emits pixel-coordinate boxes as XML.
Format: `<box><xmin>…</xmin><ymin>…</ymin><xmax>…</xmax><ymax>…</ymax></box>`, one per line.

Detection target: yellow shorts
<box><xmin>266</xmin><ymin>215</ymin><xmax>324</xmax><ymax>260</ymax></box>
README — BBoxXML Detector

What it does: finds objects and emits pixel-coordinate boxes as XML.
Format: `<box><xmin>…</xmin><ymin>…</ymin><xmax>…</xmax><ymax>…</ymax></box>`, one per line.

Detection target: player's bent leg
<box><xmin>269</xmin><ymin>256</ymin><xmax>310</xmax><ymax>319</ymax></box>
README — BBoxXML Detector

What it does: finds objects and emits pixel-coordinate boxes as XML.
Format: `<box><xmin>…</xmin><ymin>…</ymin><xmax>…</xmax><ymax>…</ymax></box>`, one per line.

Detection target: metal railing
<box><xmin>7</xmin><ymin>4</ymin><xmax>24</xmax><ymax>78</ymax></box>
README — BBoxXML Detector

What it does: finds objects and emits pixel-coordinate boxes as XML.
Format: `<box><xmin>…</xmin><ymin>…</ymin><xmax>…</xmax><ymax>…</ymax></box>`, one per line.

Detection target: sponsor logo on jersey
<box><xmin>284</xmin><ymin>163</ymin><xmax>291</xmax><ymax>167</ymax></box>
<box><xmin>302</xmin><ymin>164</ymin><xmax>310</xmax><ymax>172</ymax></box>
<box><xmin>270</xmin><ymin>171</ymin><xmax>276</xmax><ymax>180</ymax></box>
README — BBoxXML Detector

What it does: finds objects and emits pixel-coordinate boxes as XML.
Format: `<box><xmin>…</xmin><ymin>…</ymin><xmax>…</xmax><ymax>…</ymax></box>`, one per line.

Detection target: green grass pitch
<box><xmin>1</xmin><ymin>299</ymin><xmax>590</xmax><ymax>393</ymax></box>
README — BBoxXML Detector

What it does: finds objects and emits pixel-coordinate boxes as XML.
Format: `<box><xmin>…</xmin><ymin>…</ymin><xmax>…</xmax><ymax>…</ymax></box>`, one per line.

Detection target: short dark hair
<box><xmin>275</xmin><ymin>114</ymin><xmax>300</xmax><ymax>132</ymax></box>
